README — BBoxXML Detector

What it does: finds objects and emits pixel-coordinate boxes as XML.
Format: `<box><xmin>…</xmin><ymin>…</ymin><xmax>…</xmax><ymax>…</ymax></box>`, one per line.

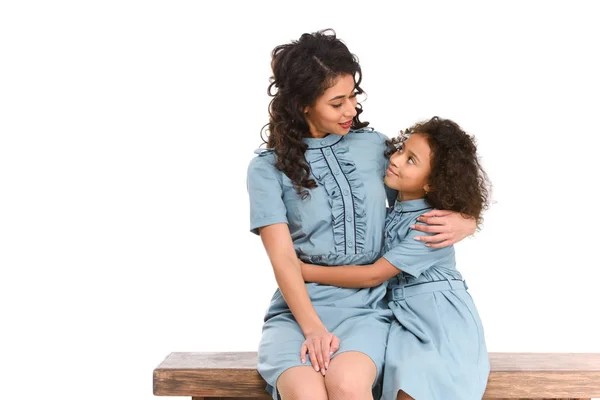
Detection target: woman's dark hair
<box><xmin>262</xmin><ymin>29</ymin><xmax>368</xmax><ymax>198</ymax></box>
<box><xmin>386</xmin><ymin>117</ymin><xmax>491</xmax><ymax>227</ymax></box>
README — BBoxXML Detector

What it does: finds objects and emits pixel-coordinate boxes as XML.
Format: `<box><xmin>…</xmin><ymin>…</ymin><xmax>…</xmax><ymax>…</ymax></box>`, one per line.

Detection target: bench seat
<box><xmin>153</xmin><ymin>352</ymin><xmax>600</xmax><ymax>399</ymax></box>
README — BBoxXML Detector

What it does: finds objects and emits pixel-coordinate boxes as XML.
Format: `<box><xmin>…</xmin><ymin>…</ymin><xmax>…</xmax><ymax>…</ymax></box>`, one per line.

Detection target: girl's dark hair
<box><xmin>386</xmin><ymin>117</ymin><xmax>491</xmax><ymax>227</ymax></box>
<box><xmin>262</xmin><ymin>29</ymin><xmax>368</xmax><ymax>198</ymax></box>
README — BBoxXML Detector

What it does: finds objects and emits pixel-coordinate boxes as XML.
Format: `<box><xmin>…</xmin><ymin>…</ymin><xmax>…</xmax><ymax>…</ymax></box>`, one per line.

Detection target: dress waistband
<box><xmin>388</xmin><ymin>279</ymin><xmax>468</xmax><ymax>302</ymax></box>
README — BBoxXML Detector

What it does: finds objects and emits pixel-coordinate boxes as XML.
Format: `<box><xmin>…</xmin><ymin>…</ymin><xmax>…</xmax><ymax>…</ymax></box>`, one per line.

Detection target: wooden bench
<box><xmin>153</xmin><ymin>352</ymin><xmax>600</xmax><ymax>399</ymax></box>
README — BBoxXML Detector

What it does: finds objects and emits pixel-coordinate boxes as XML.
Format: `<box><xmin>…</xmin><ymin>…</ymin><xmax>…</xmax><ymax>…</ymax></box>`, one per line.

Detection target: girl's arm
<box><xmin>412</xmin><ymin>210</ymin><xmax>476</xmax><ymax>248</ymax></box>
<box><xmin>301</xmin><ymin>257</ymin><xmax>400</xmax><ymax>288</ymax></box>
<box><xmin>302</xmin><ymin>220</ymin><xmax>453</xmax><ymax>287</ymax></box>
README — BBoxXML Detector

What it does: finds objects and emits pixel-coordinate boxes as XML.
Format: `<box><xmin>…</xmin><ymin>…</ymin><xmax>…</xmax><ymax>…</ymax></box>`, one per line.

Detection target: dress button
<box><xmin>321</xmin><ymin>140</ymin><xmax>327</xmax><ymax>145</ymax></box>
<box><xmin>333</xmin><ymin>170</ymin><xmax>340</xmax><ymax>175</ymax></box>
<box><xmin>325</xmin><ymin>149</ymin><xmax>331</xmax><ymax>156</ymax></box>
<box><xmin>311</xmin><ymin>256</ymin><xmax>319</xmax><ymax>262</ymax></box>
<box><xmin>346</xmin><ymin>215</ymin><xmax>352</xmax><ymax>222</ymax></box>
<box><xmin>347</xmin><ymin>241</ymin><xmax>354</xmax><ymax>247</ymax></box>
<box><xmin>343</xmin><ymin>189</ymin><xmax>349</xmax><ymax>196</ymax></box>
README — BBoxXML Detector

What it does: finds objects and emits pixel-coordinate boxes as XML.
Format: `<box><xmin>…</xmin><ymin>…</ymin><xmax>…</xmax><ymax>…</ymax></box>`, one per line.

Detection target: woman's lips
<box><xmin>339</xmin><ymin>120</ymin><xmax>352</xmax><ymax>129</ymax></box>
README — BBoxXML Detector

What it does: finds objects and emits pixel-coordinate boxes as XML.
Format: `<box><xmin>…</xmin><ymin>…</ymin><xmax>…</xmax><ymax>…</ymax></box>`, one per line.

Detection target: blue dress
<box><xmin>247</xmin><ymin>129</ymin><xmax>394</xmax><ymax>399</ymax></box>
<box><xmin>381</xmin><ymin>198</ymin><xmax>489</xmax><ymax>400</ymax></box>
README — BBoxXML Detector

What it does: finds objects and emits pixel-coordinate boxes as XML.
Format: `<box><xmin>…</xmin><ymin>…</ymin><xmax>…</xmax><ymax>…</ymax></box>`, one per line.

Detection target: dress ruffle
<box><xmin>306</xmin><ymin>138</ymin><xmax>367</xmax><ymax>255</ymax></box>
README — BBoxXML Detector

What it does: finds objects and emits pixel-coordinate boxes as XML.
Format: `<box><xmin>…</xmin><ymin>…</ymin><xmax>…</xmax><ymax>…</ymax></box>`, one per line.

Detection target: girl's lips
<box><xmin>386</xmin><ymin>167</ymin><xmax>398</xmax><ymax>177</ymax></box>
<box><xmin>339</xmin><ymin>121</ymin><xmax>352</xmax><ymax>128</ymax></box>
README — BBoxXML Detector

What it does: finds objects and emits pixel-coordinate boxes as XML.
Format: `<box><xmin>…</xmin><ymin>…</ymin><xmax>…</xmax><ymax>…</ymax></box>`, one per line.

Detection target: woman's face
<box><xmin>304</xmin><ymin>74</ymin><xmax>358</xmax><ymax>138</ymax></box>
<box><xmin>385</xmin><ymin>133</ymin><xmax>432</xmax><ymax>201</ymax></box>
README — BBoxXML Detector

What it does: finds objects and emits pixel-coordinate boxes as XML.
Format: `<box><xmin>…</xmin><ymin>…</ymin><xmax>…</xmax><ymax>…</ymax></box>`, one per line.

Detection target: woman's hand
<box><xmin>300</xmin><ymin>328</ymin><xmax>340</xmax><ymax>375</ymax></box>
<box><xmin>411</xmin><ymin>210</ymin><xmax>476</xmax><ymax>248</ymax></box>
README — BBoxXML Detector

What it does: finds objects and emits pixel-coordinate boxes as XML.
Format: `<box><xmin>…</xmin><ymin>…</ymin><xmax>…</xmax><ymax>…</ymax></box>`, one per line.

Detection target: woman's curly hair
<box><xmin>385</xmin><ymin>117</ymin><xmax>491</xmax><ymax>227</ymax></box>
<box><xmin>261</xmin><ymin>29</ymin><xmax>368</xmax><ymax>198</ymax></box>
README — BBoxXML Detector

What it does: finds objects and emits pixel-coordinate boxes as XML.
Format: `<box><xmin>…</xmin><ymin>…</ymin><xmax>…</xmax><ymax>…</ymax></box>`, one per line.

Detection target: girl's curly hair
<box><xmin>262</xmin><ymin>29</ymin><xmax>368</xmax><ymax>198</ymax></box>
<box><xmin>386</xmin><ymin>117</ymin><xmax>491</xmax><ymax>227</ymax></box>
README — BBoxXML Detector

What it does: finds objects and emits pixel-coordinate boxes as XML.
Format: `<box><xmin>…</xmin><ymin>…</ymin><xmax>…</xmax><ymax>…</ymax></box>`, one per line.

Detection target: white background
<box><xmin>1</xmin><ymin>1</ymin><xmax>599</xmax><ymax>399</ymax></box>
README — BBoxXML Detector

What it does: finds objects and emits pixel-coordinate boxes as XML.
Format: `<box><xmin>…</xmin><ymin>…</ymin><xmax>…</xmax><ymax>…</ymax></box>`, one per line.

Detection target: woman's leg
<box><xmin>276</xmin><ymin>365</ymin><xmax>328</xmax><ymax>400</ymax></box>
<box><xmin>324</xmin><ymin>351</ymin><xmax>377</xmax><ymax>400</ymax></box>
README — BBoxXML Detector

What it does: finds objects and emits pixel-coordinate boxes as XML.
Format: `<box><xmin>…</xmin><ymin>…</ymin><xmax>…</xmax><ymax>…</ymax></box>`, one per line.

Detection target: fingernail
<box><xmin>315</xmin><ymin>366</ymin><xmax>319</xmax><ymax>372</ymax></box>
<box><xmin>410</xmin><ymin>225</ymin><xmax>416</xmax><ymax>229</ymax></box>
<box><xmin>325</xmin><ymin>362</ymin><xmax>329</xmax><ymax>369</ymax></box>
<box><xmin>425</xmin><ymin>243</ymin><xmax>430</xmax><ymax>247</ymax></box>
<box><xmin>301</xmin><ymin>359</ymin><xmax>305</xmax><ymax>363</ymax></box>
<box><xmin>330</xmin><ymin>351</ymin><xmax>334</xmax><ymax>356</ymax></box>
<box><xmin>413</xmin><ymin>236</ymin><xmax>421</xmax><ymax>241</ymax></box>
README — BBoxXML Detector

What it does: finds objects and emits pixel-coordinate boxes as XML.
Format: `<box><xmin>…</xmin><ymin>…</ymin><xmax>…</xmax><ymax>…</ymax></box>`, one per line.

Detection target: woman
<box><xmin>247</xmin><ymin>30</ymin><xmax>475</xmax><ymax>400</ymax></box>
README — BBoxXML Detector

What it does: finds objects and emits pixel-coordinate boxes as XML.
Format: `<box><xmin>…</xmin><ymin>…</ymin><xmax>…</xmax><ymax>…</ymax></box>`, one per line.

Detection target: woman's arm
<box><xmin>411</xmin><ymin>210</ymin><xmax>476</xmax><ymax>248</ymax></box>
<box><xmin>260</xmin><ymin>223</ymin><xmax>338</xmax><ymax>373</ymax></box>
<box><xmin>301</xmin><ymin>257</ymin><xmax>400</xmax><ymax>288</ymax></box>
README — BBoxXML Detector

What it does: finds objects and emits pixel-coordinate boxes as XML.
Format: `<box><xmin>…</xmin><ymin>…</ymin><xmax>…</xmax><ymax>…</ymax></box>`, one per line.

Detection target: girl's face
<box><xmin>304</xmin><ymin>74</ymin><xmax>358</xmax><ymax>138</ymax></box>
<box><xmin>385</xmin><ymin>133</ymin><xmax>432</xmax><ymax>201</ymax></box>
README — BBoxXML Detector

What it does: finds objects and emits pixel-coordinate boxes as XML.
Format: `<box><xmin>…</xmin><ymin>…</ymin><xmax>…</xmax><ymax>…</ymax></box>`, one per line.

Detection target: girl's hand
<box><xmin>300</xmin><ymin>328</ymin><xmax>340</xmax><ymax>375</ymax></box>
<box><xmin>411</xmin><ymin>210</ymin><xmax>476</xmax><ymax>248</ymax></box>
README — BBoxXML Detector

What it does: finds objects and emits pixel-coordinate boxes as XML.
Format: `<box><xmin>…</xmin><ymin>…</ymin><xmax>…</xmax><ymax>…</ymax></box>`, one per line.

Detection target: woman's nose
<box><xmin>344</xmin><ymin>101</ymin><xmax>357</xmax><ymax>118</ymax></box>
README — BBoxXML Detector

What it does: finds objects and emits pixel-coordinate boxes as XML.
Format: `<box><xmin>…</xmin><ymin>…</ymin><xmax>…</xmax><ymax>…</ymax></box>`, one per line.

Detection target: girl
<box><xmin>247</xmin><ymin>29</ymin><xmax>478</xmax><ymax>400</ymax></box>
<box><xmin>300</xmin><ymin>116</ymin><xmax>491</xmax><ymax>400</ymax></box>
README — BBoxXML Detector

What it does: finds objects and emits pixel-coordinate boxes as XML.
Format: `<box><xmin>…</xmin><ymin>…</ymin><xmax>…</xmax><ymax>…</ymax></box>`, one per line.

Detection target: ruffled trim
<box><xmin>306</xmin><ymin>138</ymin><xmax>366</xmax><ymax>255</ymax></box>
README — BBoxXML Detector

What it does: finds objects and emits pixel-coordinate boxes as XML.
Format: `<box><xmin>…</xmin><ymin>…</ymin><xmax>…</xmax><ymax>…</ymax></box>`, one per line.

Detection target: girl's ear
<box><xmin>424</xmin><ymin>183</ymin><xmax>433</xmax><ymax>193</ymax></box>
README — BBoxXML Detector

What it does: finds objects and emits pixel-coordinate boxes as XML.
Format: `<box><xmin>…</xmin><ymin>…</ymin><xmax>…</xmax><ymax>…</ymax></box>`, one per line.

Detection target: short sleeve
<box><xmin>382</xmin><ymin>219</ymin><xmax>455</xmax><ymax>279</ymax></box>
<box><xmin>247</xmin><ymin>156</ymin><xmax>288</xmax><ymax>235</ymax></box>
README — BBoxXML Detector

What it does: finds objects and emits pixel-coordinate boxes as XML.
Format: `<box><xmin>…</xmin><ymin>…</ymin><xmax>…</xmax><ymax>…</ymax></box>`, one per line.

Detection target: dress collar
<box><xmin>303</xmin><ymin>133</ymin><xmax>344</xmax><ymax>149</ymax></box>
<box><xmin>393</xmin><ymin>197</ymin><xmax>433</xmax><ymax>212</ymax></box>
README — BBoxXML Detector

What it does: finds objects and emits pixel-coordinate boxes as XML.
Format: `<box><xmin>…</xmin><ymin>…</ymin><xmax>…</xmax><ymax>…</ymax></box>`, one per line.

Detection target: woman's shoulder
<box><xmin>247</xmin><ymin>148</ymin><xmax>278</xmax><ymax>175</ymax></box>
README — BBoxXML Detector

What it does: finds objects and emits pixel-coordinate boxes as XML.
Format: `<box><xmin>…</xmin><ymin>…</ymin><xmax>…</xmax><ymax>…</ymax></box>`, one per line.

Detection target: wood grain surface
<box><xmin>153</xmin><ymin>352</ymin><xmax>600</xmax><ymax>399</ymax></box>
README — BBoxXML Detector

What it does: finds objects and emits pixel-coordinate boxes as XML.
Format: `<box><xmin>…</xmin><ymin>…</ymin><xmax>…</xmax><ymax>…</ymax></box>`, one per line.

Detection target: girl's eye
<box><xmin>332</xmin><ymin>103</ymin><xmax>343</xmax><ymax>108</ymax></box>
<box><xmin>408</xmin><ymin>157</ymin><xmax>414</xmax><ymax>164</ymax></box>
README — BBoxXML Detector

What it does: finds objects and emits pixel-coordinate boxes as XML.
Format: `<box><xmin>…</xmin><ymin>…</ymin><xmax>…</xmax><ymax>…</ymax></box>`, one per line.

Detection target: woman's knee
<box><xmin>276</xmin><ymin>366</ymin><xmax>327</xmax><ymax>400</ymax></box>
<box><xmin>324</xmin><ymin>351</ymin><xmax>377</xmax><ymax>400</ymax></box>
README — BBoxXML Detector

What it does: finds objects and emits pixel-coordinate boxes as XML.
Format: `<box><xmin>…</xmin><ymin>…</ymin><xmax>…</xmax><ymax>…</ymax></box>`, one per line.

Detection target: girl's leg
<box><xmin>276</xmin><ymin>365</ymin><xmax>328</xmax><ymax>400</ymax></box>
<box><xmin>397</xmin><ymin>390</ymin><xmax>414</xmax><ymax>400</ymax></box>
<box><xmin>324</xmin><ymin>351</ymin><xmax>377</xmax><ymax>400</ymax></box>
